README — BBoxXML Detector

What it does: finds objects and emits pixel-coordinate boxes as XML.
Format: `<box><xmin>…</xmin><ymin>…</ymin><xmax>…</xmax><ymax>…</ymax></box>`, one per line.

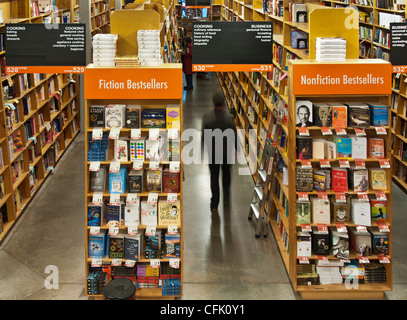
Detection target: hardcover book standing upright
<box><xmin>313</xmin><ymin>103</ymin><xmax>332</xmax><ymax>127</ymax></box>
<box><xmin>296</xmin><ymin>200</ymin><xmax>311</xmax><ymax>224</ymax></box>
<box><xmin>125</xmin><ymin>105</ymin><xmax>141</xmax><ymax>128</ymax></box>
<box><xmin>89</xmin><ymin>105</ymin><xmax>105</xmax><ymax>127</ymax></box>
<box><xmin>347</xmin><ymin>103</ymin><xmax>371</xmax><ymax>128</ymax></box>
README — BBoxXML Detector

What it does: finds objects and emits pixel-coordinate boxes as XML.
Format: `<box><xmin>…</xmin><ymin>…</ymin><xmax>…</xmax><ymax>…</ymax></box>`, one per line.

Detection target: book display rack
<box><xmin>0</xmin><ymin>0</ymin><xmax>80</xmax><ymax>243</ymax></box>
<box><xmin>91</xmin><ymin>0</ymin><xmax>114</xmax><ymax>35</ymax></box>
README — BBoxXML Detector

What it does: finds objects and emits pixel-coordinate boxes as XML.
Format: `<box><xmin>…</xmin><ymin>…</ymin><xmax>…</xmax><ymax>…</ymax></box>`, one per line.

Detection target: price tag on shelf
<box><xmin>167</xmin><ymin>193</ymin><xmax>178</xmax><ymax>203</ymax></box>
<box><xmin>150</xmin><ymin>259</ymin><xmax>160</xmax><ymax>269</ymax></box>
<box><xmin>335</xmin><ymin>193</ymin><xmax>346</xmax><ymax>203</ymax></box>
<box><xmin>379</xmin><ymin>159</ymin><xmax>390</xmax><ymax>168</ymax></box>
<box><xmin>336</xmin><ymin>223</ymin><xmax>347</xmax><ymax>233</ymax></box>
<box><xmin>91</xmin><ymin>192</ymin><xmax>103</xmax><ymax>206</ymax></box>
<box><xmin>46</xmin><ymin>122</ymin><xmax>51</xmax><ymax>132</ymax></box>
<box><xmin>321</xmin><ymin>127</ymin><xmax>332</xmax><ymax>135</ymax></box>
<box><xmin>168</xmin><ymin>128</ymin><xmax>179</xmax><ymax>140</ymax></box>
<box><xmin>317</xmin><ymin>192</ymin><xmax>328</xmax><ymax>201</ymax></box>
<box><xmin>378</xmin><ymin>255</ymin><xmax>390</xmax><ymax>264</ymax></box>
<box><xmin>111</xmin><ymin>259</ymin><xmax>122</xmax><ymax>267</ymax></box>
<box><xmin>375</xmin><ymin>191</ymin><xmax>387</xmax><ymax>201</ymax></box>
<box><xmin>89</xmin><ymin>227</ymin><xmax>100</xmax><ymax>235</ymax></box>
<box><xmin>109</xmin><ymin>128</ymin><xmax>120</xmax><ymax>140</ymax></box>
<box><xmin>89</xmin><ymin>161</ymin><xmax>100</xmax><ymax>172</ymax></box>
<box><xmin>339</xmin><ymin>160</ymin><xmax>350</xmax><ymax>168</ymax></box>
<box><xmin>319</xmin><ymin>159</ymin><xmax>330</xmax><ymax>168</ymax></box>
<box><xmin>356</xmin><ymin>225</ymin><xmax>368</xmax><ymax>233</ymax></box>
<box><xmin>298</xmin><ymin>192</ymin><xmax>309</xmax><ymax>201</ymax></box>
<box><xmin>376</xmin><ymin>220</ymin><xmax>390</xmax><ymax>232</ymax></box>
<box><xmin>147</xmin><ymin>193</ymin><xmax>158</xmax><ymax>205</ymax></box>
<box><xmin>298</xmin><ymin>127</ymin><xmax>309</xmax><ymax>136</ymax></box>
<box><xmin>357</xmin><ymin>192</ymin><xmax>369</xmax><ymax>202</ymax></box>
<box><xmin>318</xmin><ymin>255</ymin><xmax>329</xmax><ymax>263</ymax></box>
<box><xmin>300</xmin><ymin>224</ymin><xmax>312</xmax><ymax>232</ymax></box>
<box><xmin>358</xmin><ymin>256</ymin><xmax>370</xmax><ymax>264</ymax></box>
<box><xmin>375</xmin><ymin>126</ymin><xmax>387</xmax><ymax>135</ymax></box>
<box><xmin>109</xmin><ymin>160</ymin><xmax>120</xmax><ymax>173</ymax></box>
<box><xmin>145</xmin><ymin>225</ymin><xmax>157</xmax><ymax>236</ymax></box>
<box><xmin>354</xmin><ymin>159</ymin><xmax>366</xmax><ymax>169</ymax></box>
<box><xmin>168</xmin><ymin>225</ymin><xmax>178</xmax><ymax>235</ymax></box>
<box><xmin>133</xmin><ymin>160</ymin><xmax>143</xmax><ymax>170</ymax></box>
<box><xmin>91</xmin><ymin>258</ymin><xmax>102</xmax><ymax>268</ymax></box>
<box><xmin>317</xmin><ymin>224</ymin><xmax>329</xmax><ymax>234</ymax></box>
<box><xmin>127</xmin><ymin>225</ymin><xmax>138</xmax><ymax>235</ymax></box>
<box><xmin>354</xmin><ymin>128</ymin><xmax>366</xmax><ymax>136</ymax></box>
<box><xmin>169</xmin><ymin>258</ymin><xmax>180</xmax><ymax>269</ymax></box>
<box><xmin>92</xmin><ymin>128</ymin><xmax>103</xmax><ymax>140</ymax></box>
<box><xmin>170</xmin><ymin>161</ymin><xmax>180</xmax><ymax>173</ymax></box>
<box><xmin>149</xmin><ymin>128</ymin><xmax>159</xmax><ymax>140</ymax></box>
<box><xmin>109</xmin><ymin>194</ymin><xmax>121</xmax><ymax>206</ymax></box>
<box><xmin>298</xmin><ymin>257</ymin><xmax>310</xmax><ymax>264</ymax></box>
<box><xmin>130</xmin><ymin>128</ymin><xmax>141</xmax><ymax>140</ymax></box>
<box><xmin>301</xmin><ymin>160</ymin><xmax>312</xmax><ymax>168</ymax></box>
<box><xmin>149</xmin><ymin>161</ymin><xmax>160</xmax><ymax>170</ymax></box>
<box><xmin>126</xmin><ymin>193</ymin><xmax>138</xmax><ymax>205</ymax></box>
<box><xmin>125</xmin><ymin>260</ymin><xmax>136</xmax><ymax>268</ymax></box>
<box><xmin>335</xmin><ymin>128</ymin><xmax>347</xmax><ymax>135</ymax></box>
<box><xmin>108</xmin><ymin>226</ymin><xmax>119</xmax><ymax>236</ymax></box>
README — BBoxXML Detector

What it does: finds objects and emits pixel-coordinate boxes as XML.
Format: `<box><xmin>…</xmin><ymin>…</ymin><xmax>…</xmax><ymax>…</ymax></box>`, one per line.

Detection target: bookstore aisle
<box><xmin>1</xmin><ymin>73</ymin><xmax>407</xmax><ymax>300</ymax></box>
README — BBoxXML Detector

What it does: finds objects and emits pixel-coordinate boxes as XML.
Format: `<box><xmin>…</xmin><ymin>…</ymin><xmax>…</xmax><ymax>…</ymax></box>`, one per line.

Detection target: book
<box><xmin>313</xmin><ymin>103</ymin><xmax>332</xmax><ymax>127</ymax></box>
<box><xmin>296</xmin><ymin>200</ymin><xmax>311</xmax><ymax>224</ymax></box>
<box><xmin>296</xmin><ymin>100</ymin><xmax>313</xmax><ymax>127</ymax></box>
<box><xmin>88</xmin><ymin>203</ymin><xmax>104</xmax><ymax>227</ymax></box>
<box><xmin>124</xmin><ymin>204</ymin><xmax>140</xmax><ymax>226</ymax></box>
<box><xmin>125</xmin><ymin>105</ymin><xmax>141</xmax><ymax>128</ymax></box>
<box><xmin>89</xmin><ymin>105</ymin><xmax>105</xmax><ymax>127</ymax></box>
<box><xmin>128</xmin><ymin>170</ymin><xmax>143</xmax><ymax>193</ymax></box>
<box><xmin>331</xmin><ymin>200</ymin><xmax>350</xmax><ymax>223</ymax></box>
<box><xmin>146</xmin><ymin>139</ymin><xmax>161</xmax><ymax>161</ymax></box>
<box><xmin>368</xmin><ymin>104</ymin><xmax>388</xmax><ymax>126</ymax></box>
<box><xmin>168</xmin><ymin>140</ymin><xmax>180</xmax><ymax>161</ymax></box>
<box><xmin>89</xmin><ymin>167</ymin><xmax>106</xmax><ymax>192</ymax></box>
<box><xmin>335</xmin><ymin>136</ymin><xmax>352</xmax><ymax>159</ymax></box>
<box><xmin>329</xmin><ymin>102</ymin><xmax>347</xmax><ymax>128</ymax></box>
<box><xmin>11</xmin><ymin>130</ymin><xmax>23</xmax><ymax>153</ymax></box>
<box><xmin>297</xmin><ymin>232</ymin><xmax>312</xmax><ymax>257</ymax></box>
<box><xmin>106</xmin><ymin>202</ymin><xmax>125</xmax><ymax>227</ymax></box>
<box><xmin>371</xmin><ymin>200</ymin><xmax>386</xmax><ymax>220</ymax></box>
<box><xmin>331</xmin><ymin>167</ymin><xmax>348</xmax><ymax>193</ymax></box>
<box><xmin>114</xmin><ymin>140</ymin><xmax>128</xmax><ymax>161</ymax></box>
<box><xmin>296</xmin><ymin>167</ymin><xmax>313</xmax><ymax>191</ymax></box>
<box><xmin>349</xmin><ymin>168</ymin><xmax>369</xmax><ymax>192</ymax></box>
<box><xmin>146</xmin><ymin>168</ymin><xmax>162</xmax><ymax>192</ymax></box>
<box><xmin>109</xmin><ymin>167</ymin><xmax>127</xmax><ymax>194</ymax></box>
<box><xmin>88</xmin><ymin>230</ymin><xmax>107</xmax><ymax>258</ymax></box>
<box><xmin>351</xmin><ymin>136</ymin><xmax>367</xmax><ymax>159</ymax></box>
<box><xmin>105</xmin><ymin>104</ymin><xmax>125</xmax><ymax>128</ymax></box>
<box><xmin>349</xmin><ymin>227</ymin><xmax>372</xmax><ymax>256</ymax></box>
<box><xmin>108</xmin><ymin>234</ymin><xmax>125</xmax><ymax>259</ymax></box>
<box><xmin>325</xmin><ymin>140</ymin><xmax>336</xmax><ymax>159</ymax></box>
<box><xmin>162</xmin><ymin>169</ymin><xmax>180</xmax><ymax>193</ymax></box>
<box><xmin>158</xmin><ymin>200</ymin><xmax>181</xmax><ymax>225</ymax></box>
<box><xmin>312</xmin><ymin>139</ymin><xmax>326</xmax><ymax>159</ymax></box>
<box><xmin>312</xmin><ymin>227</ymin><xmax>330</xmax><ymax>256</ymax></box>
<box><xmin>311</xmin><ymin>197</ymin><xmax>331</xmax><ymax>224</ymax></box>
<box><xmin>331</xmin><ymin>230</ymin><xmax>349</xmax><ymax>259</ymax></box>
<box><xmin>369</xmin><ymin>168</ymin><xmax>387</xmax><ymax>190</ymax></box>
<box><xmin>166</xmin><ymin>105</ymin><xmax>181</xmax><ymax>129</ymax></box>
<box><xmin>351</xmin><ymin>199</ymin><xmax>371</xmax><ymax>226</ymax></box>
<box><xmin>124</xmin><ymin>234</ymin><xmax>142</xmax><ymax>261</ymax></box>
<box><xmin>141</xmin><ymin>109</ymin><xmax>166</xmax><ymax>128</ymax></box>
<box><xmin>130</xmin><ymin>139</ymin><xmax>145</xmax><ymax>161</ymax></box>
<box><xmin>296</xmin><ymin>136</ymin><xmax>312</xmax><ymax>159</ymax></box>
<box><xmin>165</xmin><ymin>233</ymin><xmax>181</xmax><ymax>258</ymax></box>
<box><xmin>369</xmin><ymin>227</ymin><xmax>389</xmax><ymax>255</ymax></box>
<box><xmin>313</xmin><ymin>170</ymin><xmax>326</xmax><ymax>191</ymax></box>
<box><xmin>141</xmin><ymin>201</ymin><xmax>158</xmax><ymax>226</ymax></box>
<box><xmin>144</xmin><ymin>230</ymin><xmax>164</xmax><ymax>259</ymax></box>
<box><xmin>368</xmin><ymin>138</ymin><xmax>385</xmax><ymax>159</ymax></box>
<box><xmin>347</xmin><ymin>103</ymin><xmax>371</xmax><ymax>128</ymax></box>
<box><xmin>291</xmin><ymin>30</ymin><xmax>308</xmax><ymax>49</ymax></box>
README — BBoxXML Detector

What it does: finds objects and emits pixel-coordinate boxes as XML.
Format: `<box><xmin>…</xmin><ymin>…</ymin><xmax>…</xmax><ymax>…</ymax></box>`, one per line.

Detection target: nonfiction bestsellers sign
<box><xmin>5</xmin><ymin>23</ymin><xmax>86</xmax><ymax>73</ymax></box>
<box><xmin>192</xmin><ymin>21</ymin><xmax>273</xmax><ymax>72</ymax></box>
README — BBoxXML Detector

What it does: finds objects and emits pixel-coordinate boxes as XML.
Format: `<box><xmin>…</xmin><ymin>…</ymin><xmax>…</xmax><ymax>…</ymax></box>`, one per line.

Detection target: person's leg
<box><xmin>222</xmin><ymin>163</ymin><xmax>231</xmax><ymax>204</ymax></box>
<box><xmin>185</xmin><ymin>74</ymin><xmax>193</xmax><ymax>89</ymax></box>
<box><xmin>209</xmin><ymin>164</ymin><xmax>220</xmax><ymax>210</ymax></box>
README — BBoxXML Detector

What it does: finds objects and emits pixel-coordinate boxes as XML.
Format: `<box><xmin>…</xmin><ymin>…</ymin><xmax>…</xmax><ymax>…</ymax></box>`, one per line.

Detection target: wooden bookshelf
<box><xmin>0</xmin><ymin>0</ymin><xmax>80</xmax><ymax>243</ymax></box>
<box><xmin>91</xmin><ymin>0</ymin><xmax>114</xmax><ymax>35</ymax></box>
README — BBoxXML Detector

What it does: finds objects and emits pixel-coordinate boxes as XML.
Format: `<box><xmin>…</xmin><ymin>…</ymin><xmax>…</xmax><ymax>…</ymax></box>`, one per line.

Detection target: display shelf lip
<box><xmin>87</xmin><ymin>191</ymin><xmax>181</xmax><ymax>197</ymax></box>
<box><xmin>296</xmin><ymin>283</ymin><xmax>392</xmax><ymax>292</ymax></box>
<box><xmin>296</xmin><ymin>189</ymin><xmax>390</xmax><ymax>195</ymax></box>
<box><xmin>86</xmin><ymin>224</ymin><xmax>181</xmax><ymax>230</ymax></box>
<box><xmin>294</xmin><ymin>157</ymin><xmax>391</xmax><ymax>163</ymax></box>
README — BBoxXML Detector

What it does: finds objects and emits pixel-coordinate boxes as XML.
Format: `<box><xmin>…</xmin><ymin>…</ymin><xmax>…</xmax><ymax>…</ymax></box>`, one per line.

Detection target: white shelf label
<box><xmin>167</xmin><ymin>225</ymin><xmax>178</xmax><ymax>235</ymax></box>
<box><xmin>125</xmin><ymin>260</ymin><xmax>136</xmax><ymax>268</ymax></box>
<box><xmin>109</xmin><ymin>194</ymin><xmax>121</xmax><ymax>205</ymax></box>
<box><xmin>111</xmin><ymin>259</ymin><xmax>122</xmax><ymax>266</ymax></box>
<box><xmin>91</xmin><ymin>192</ymin><xmax>103</xmax><ymax>206</ymax></box>
<box><xmin>145</xmin><ymin>225</ymin><xmax>157</xmax><ymax>236</ymax></box>
<box><xmin>109</xmin><ymin>128</ymin><xmax>120</xmax><ymax>140</ymax></box>
<box><xmin>126</xmin><ymin>193</ymin><xmax>138</xmax><ymax>204</ymax></box>
<box><xmin>91</xmin><ymin>258</ymin><xmax>102</xmax><ymax>267</ymax></box>
<box><xmin>108</xmin><ymin>226</ymin><xmax>119</xmax><ymax>236</ymax></box>
<box><xmin>149</xmin><ymin>128</ymin><xmax>159</xmax><ymax>140</ymax></box>
<box><xmin>89</xmin><ymin>161</ymin><xmax>100</xmax><ymax>172</ymax></box>
<box><xmin>150</xmin><ymin>259</ymin><xmax>160</xmax><ymax>268</ymax></box>
<box><xmin>168</xmin><ymin>128</ymin><xmax>179</xmax><ymax>140</ymax></box>
<box><xmin>133</xmin><ymin>160</ymin><xmax>144</xmax><ymax>170</ymax></box>
<box><xmin>89</xmin><ymin>227</ymin><xmax>100</xmax><ymax>235</ymax></box>
<box><xmin>149</xmin><ymin>161</ymin><xmax>160</xmax><ymax>170</ymax></box>
<box><xmin>169</xmin><ymin>258</ymin><xmax>180</xmax><ymax>269</ymax></box>
<box><xmin>147</xmin><ymin>193</ymin><xmax>158</xmax><ymax>205</ymax></box>
<box><xmin>130</xmin><ymin>128</ymin><xmax>141</xmax><ymax>140</ymax></box>
<box><xmin>127</xmin><ymin>225</ymin><xmax>138</xmax><ymax>235</ymax></box>
<box><xmin>109</xmin><ymin>160</ymin><xmax>120</xmax><ymax>173</ymax></box>
<box><xmin>169</xmin><ymin>161</ymin><xmax>180</xmax><ymax>173</ymax></box>
<box><xmin>167</xmin><ymin>193</ymin><xmax>178</xmax><ymax>203</ymax></box>
<box><xmin>92</xmin><ymin>128</ymin><xmax>103</xmax><ymax>140</ymax></box>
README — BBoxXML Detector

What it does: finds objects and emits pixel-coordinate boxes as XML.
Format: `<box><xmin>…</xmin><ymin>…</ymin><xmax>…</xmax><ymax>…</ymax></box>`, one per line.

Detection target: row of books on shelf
<box><xmin>87</xmin><ymin>264</ymin><xmax>181</xmax><ymax>295</ymax></box>
<box><xmin>297</xmin><ymin>226</ymin><xmax>388</xmax><ymax>259</ymax></box>
<box><xmin>88</xmin><ymin>229</ymin><xmax>181</xmax><ymax>261</ymax></box>
<box><xmin>88</xmin><ymin>198</ymin><xmax>181</xmax><ymax>227</ymax></box>
<box><xmin>359</xmin><ymin>26</ymin><xmax>373</xmax><ymax>41</ymax></box>
<box><xmin>395</xmin><ymin>162</ymin><xmax>407</xmax><ymax>183</ymax></box>
<box><xmin>296</xmin><ymin>136</ymin><xmax>386</xmax><ymax>161</ymax></box>
<box><xmin>396</xmin><ymin>141</ymin><xmax>407</xmax><ymax>161</ymax></box>
<box><xmin>359</xmin><ymin>42</ymin><xmax>371</xmax><ymax>58</ymax></box>
<box><xmin>89</xmin><ymin>166</ymin><xmax>180</xmax><ymax>194</ymax></box>
<box><xmin>373</xmin><ymin>46</ymin><xmax>390</xmax><ymax>61</ymax></box>
<box><xmin>89</xmin><ymin>104</ymin><xmax>180</xmax><ymax>129</ymax></box>
<box><xmin>373</xmin><ymin>29</ymin><xmax>390</xmax><ymax>48</ymax></box>
<box><xmin>296</xmin><ymin>165</ymin><xmax>388</xmax><ymax>193</ymax></box>
<box><xmin>295</xmin><ymin>101</ymin><xmax>388</xmax><ymax>128</ymax></box>
<box><xmin>297</xmin><ymin>260</ymin><xmax>386</xmax><ymax>286</ymax></box>
<box><xmin>296</xmin><ymin>194</ymin><xmax>386</xmax><ymax>226</ymax></box>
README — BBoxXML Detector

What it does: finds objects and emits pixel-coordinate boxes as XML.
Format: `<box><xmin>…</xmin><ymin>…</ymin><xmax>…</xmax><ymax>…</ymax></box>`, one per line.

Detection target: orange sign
<box><xmin>193</xmin><ymin>64</ymin><xmax>273</xmax><ymax>72</ymax></box>
<box><xmin>393</xmin><ymin>65</ymin><xmax>407</xmax><ymax>73</ymax></box>
<box><xmin>6</xmin><ymin>66</ymin><xmax>85</xmax><ymax>74</ymax></box>
<box><xmin>293</xmin><ymin>62</ymin><xmax>392</xmax><ymax>96</ymax></box>
<box><xmin>84</xmin><ymin>66</ymin><xmax>183</xmax><ymax>100</ymax></box>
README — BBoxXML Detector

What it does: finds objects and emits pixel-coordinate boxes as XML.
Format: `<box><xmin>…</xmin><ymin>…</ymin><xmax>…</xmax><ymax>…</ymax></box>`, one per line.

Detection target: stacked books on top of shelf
<box><xmin>137</xmin><ymin>30</ymin><xmax>162</xmax><ymax>67</ymax></box>
<box><xmin>315</xmin><ymin>37</ymin><xmax>346</xmax><ymax>62</ymax></box>
<box><xmin>93</xmin><ymin>34</ymin><xmax>118</xmax><ymax>67</ymax></box>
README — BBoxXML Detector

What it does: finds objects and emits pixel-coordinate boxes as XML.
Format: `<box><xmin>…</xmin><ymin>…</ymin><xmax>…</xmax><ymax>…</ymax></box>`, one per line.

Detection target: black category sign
<box><xmin>5</xmin><ymin>23</ymin><xmax>86</xmax><ymax>73</ymax></box>
<box><xmin>192</xmin><ymin>21</ymin><xmax>273</xmax><ymax>72</ymax></box>
<box><xmin>390</xmin><ymin>22</ymin><xmax>407</xmax><ymax>73</ymax></box>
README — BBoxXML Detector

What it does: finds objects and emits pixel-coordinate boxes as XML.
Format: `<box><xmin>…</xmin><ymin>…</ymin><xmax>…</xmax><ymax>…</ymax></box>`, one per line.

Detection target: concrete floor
<box><xmin>0</xmin><ymin>73</ymin><xmax>406</xmax><ymax>300</ymax></box>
